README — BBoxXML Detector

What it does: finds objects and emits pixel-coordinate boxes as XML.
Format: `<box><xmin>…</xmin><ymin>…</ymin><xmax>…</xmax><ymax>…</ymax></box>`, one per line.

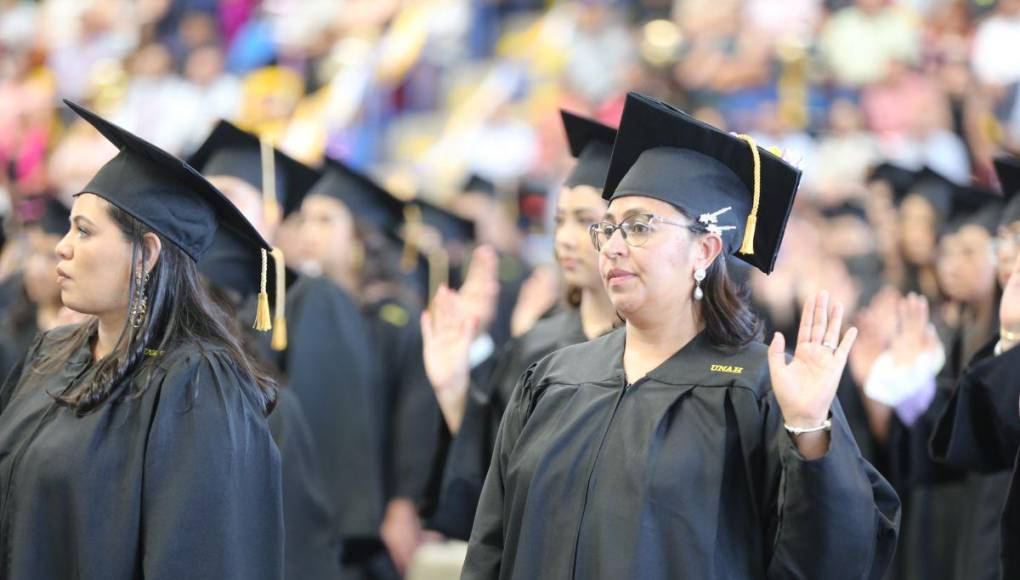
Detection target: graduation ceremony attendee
<box><xmin>421</xmin><ymin>110</ymin><xmax>619</xmax><ymax>540</ymax></box>
<box><xmin>461</xmin><ymin>93</ymin><xmax>900</xmax><ymax>579</ymax></box>
<box><xmin>200</xmin><ymin>224</ymin><xmax>342</xmax><ymax>580</ymax></box>
<box><xmin>927</xmin><ymin>155</ymin><xmax>1020</xmax><ymax>580</ymax></box>
<box><xmin>874</xmin><ymin>184</ymin><xmax>1003</xmax><ymax>580</ymax></box>
<box><xmin>0</xmin><ymin>100</ymin><xmax>282</xmax><ymax>580</ymax></box>
<box><xmin>0</xmin><ymin>197</ymin><xmax>72</xmax><ymax>381</ymax></box>
<box><xmin>188</xmin><ymin>121</ymin><xmax>345</xmax><ymax>580</ymax></box>
<box><xmin>300</xmin><ymin>157</ymin><xmax>441</xmax><ymax>577</ymax></box>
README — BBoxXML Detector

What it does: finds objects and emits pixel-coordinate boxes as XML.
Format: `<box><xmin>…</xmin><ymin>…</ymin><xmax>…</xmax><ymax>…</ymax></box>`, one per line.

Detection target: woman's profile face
<box><xmin>54</xmin><ymin>193</ymin><xmax>134</xmax><ymax>316</ymax></box>
<box><xmin>597</xmin><ymin>196</ymin><xmax>698</xmax><ymax>318</ymax></box>
<box><xmin>554</xmin><ymin>185</ymin><xmax>606</xmax><ymax>292</ymax></box>
<box><xmin>298</xmin><ymin>194</ymin><xmax>357</xmax><ymax>277</ymax></box>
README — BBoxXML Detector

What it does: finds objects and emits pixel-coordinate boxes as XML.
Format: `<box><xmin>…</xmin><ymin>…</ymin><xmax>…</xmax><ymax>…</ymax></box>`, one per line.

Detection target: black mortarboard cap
<box><xmin>561</xmin><ymin>110</ymin><xmax>617</xmax><ymax>189</ymax></box>
<box><xmin>22</xmin><ymin>196</ymin><xmax>70</xmax><ymax>236</ymax></box>
<box><xmin>188</xmin><ymin>120</ymin><xmax>321</xmax><ymax>218</ymax></box>
<box><xmin>603</xmin><ymin>92</ymin><xmax>801</xmax><ymax>274</ymax></box>
<box><xmin>944</xmin><ymin>184</ymin><xmax>1003</xmax><ymax>235</ymax></box>
<box><xmin>899</xmin><ymin>166</ymin><xmax>956</xmax><ymax>217</ymax></box>
<box><xmin>66</xmin><ymin>99</ymin><xmax>283</xmax><ymax>336</ymax></box>
<box><xmin>415</xmin><ymin>199</ymin><xmax>475</xmax><ymax>243</ymax></box>
<box><xmin>200</xmin><ymin>226</ymin><xmax>297</xmax><ymax>301</ymax></box>
<box><xmin>867</xmin><ymin>162</ymin><xmax>917</xmax><ymax>199</ymax></box>
<box><xmin>462</xmin><ymin>173</ymin><xmax>497</xmax><ymax>197</ymax></box>
<box><xmin>307</xmin><ymin>157</ymin><xmax>406</xmax><ymax>232</ymax></box>
<box><xmin>994</xmin><ymin>156</ymin><xmax>1020</xmax><ymax>228</ymax></box>
<box><xmin>66</xmin><ymin>99</ymin><xmax>269</xmax><ymax>261</ymax></box>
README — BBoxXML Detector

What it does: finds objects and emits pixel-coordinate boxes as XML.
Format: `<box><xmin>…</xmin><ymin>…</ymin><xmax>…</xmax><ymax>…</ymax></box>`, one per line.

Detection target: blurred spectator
<box><xmin>971</xmin><ymin>0</ymin><xmax>1020</xmax><ymax>88</ymax></box>
<box><xmin>818</xmin><ymin>0</ymin><xmax>921</xmax><ymax>87</ymax></box>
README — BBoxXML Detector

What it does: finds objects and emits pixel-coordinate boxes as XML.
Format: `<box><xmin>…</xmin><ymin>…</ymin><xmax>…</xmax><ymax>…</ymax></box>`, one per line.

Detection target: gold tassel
<box><xmin>253</xmin><ymin>248</ymin><xmax>273</xmax><ymax>331</ymax></box>
<box><xmin>400</xmin><ymin>204</ymin><xmax>422</xmax><ymax>273</ymax></box>
<box><xmin>270</xmin><ymin>247</ymin><xmax>288</xmax><ymax>351</ymax></box>
<box><xmin>735</xmin><ymin>134</ymin><xmax>762</xmax><ymax>255</ymax></box>
<box><xmin>260</xmin><ymin>138</ymin><xmax>281</xmax><ymax>227</ymax></box>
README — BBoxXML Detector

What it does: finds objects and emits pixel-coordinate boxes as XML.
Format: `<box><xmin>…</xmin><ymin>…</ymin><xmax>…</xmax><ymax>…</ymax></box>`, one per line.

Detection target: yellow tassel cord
<box><xmin>260</xmin><ymin>138</ymin><xmax>281</xmax><ymax>227</ymax></box>
<box><xmin>400</xmin><ymin>205</ymin><xmax>422</xmax><ymax>273</ymax></box>
<box><xmin>270</xmin><ymin>247</ymin><xmax>288</xmax><ymax>351</ymax></box>
<box><xmin>253</xmin><ymin>248</ymin><xmax>273</xmax><ymax>331</ymax></box>
<box><xmin>735</xmin><ymin>134</ymin><xmax>761</xmax><ymax>255</ymax></box>
<box><xmin>427</xmin><ymin>247</ymin><xmax>449</xmax><ymax>305</ymax></box>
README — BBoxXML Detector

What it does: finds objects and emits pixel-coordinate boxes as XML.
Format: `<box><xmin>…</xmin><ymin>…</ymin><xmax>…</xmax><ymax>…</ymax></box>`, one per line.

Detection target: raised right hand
<box><xmin>421</xmin><ymin>285</ymin><xmax>477</xmax><ymax>433</ymax></box>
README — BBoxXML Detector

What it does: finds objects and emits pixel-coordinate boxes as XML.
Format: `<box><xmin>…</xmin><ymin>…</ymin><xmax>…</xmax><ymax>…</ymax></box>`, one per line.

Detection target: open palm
<box><xmin>768</xmin><ymin>291</ymin><xmax>858</xmax><ymax>428</ymax></box>
<box><xmin>421</xmin><ymin>285</ymin><xmax>477</xmax><ymax>433</ymax></box>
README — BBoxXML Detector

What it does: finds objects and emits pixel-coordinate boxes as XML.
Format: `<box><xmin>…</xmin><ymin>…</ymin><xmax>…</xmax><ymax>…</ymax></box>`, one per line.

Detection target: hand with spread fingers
<box><xmin>889</xmin><ymin>292</ymin><xmax>940</xmax><ymax>365</ymax></box>
<box><xmin>1000</xmin><ymin>254</ymin><xmax>1020</xmax><ymax>352</ymax></box>
<box><xmin>768</xmin><ymin>291</ymin><xmax>858</xmax><ymax>458</ymax></box>
<box><xmin>421</xmin><ymin>285</ymin><xmax>477</xmax><ymax>434</ymax></box>
<box><xmin>510</xmin><ymin>265</ymin><xmax>560</xmax><ymax>338</ymax></box>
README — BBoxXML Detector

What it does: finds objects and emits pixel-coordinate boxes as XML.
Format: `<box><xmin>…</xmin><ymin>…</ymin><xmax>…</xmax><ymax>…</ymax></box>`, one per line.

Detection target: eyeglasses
<box><xmin>588</xmin><ymin>213</ymin><xmax>702</xmax><ymax>251</ymax></box>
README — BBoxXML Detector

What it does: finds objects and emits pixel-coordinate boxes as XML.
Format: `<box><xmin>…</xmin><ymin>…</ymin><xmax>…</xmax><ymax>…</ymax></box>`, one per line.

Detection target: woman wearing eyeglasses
<box><xmin>460</xmin><ymin>93</ymin><xmax>900</xmax><ymax>580</ymax></box>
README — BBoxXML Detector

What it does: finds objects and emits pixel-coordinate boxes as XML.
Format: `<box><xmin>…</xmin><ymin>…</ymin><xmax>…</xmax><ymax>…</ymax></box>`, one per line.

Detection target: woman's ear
<box><xmin>694</xmin><ymin>233</ymin><xmax>724</xmax><ymax>271</ymax></box>
<box><xmin>140</xmin><ymin>232</ymin><xmax>162</xmax><ymax>275</ymax></box>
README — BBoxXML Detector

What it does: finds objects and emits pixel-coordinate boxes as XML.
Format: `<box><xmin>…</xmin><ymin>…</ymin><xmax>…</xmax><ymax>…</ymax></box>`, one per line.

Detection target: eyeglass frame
<box><xmin>588</xmin><ymin>213</ymin><xmax>705</xmax><ymax>252</ymax></box>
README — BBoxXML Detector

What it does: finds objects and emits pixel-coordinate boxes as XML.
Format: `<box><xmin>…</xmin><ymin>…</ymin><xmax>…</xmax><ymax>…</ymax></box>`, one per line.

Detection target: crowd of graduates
<box><xmin>4</xmin><ymin>1</ymin><xmax>1020</xmax><ymax>579</ymax></box>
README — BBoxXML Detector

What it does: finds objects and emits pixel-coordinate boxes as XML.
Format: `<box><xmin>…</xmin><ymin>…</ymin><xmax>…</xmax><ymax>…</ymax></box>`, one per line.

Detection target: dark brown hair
<box><xmin>696</xmin><ymin>252</ymin><xmax>762</xmax><ymax>348</ymax></box>
<box><xmin>685</xmin><ymin>218</ymin><xmax>762</xmax><ymax>349</ymax></box>
<box><xmin>32</xmin><ymin>202</ymin><xmax>277</xmax><ymax>416</ymax></box>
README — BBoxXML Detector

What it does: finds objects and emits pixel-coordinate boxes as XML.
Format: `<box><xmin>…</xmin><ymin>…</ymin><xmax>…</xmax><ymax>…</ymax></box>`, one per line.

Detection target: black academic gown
<box><xmin>269</xmin><ymin>388</ymin><xmax>344</xmax><ymax>580</ymax></box>
<box><xmin>930</xmin><ymin>339</ymin><xmax>1020</xmax><ymax>580</ymax></box>
<box><xmin>887</xmin><ymin>318</ymin><xmax>1001</xmax><ymax>580</ymax></box>
<box><xmin>0</xmin><ymin>325</ymin><xmax>283</xmax><ymax>580</ymax></box>
<box><xmin>364</xmin><ymin>297</ymin><xmax>440</xmax><ymax>506</ymax></box>
<box><xmin>280</xmin><ymin>276</ymin><xmax>385</xmax><ymax>555</ymax></box>
<box><xmin>426</xmin><ymin>307</ymin><xmax>587</xmax><ymax>540</ymax></box>
<box><xmin>462</xmin><ymin>329</ymin><xmax>900</xmax><ymax>580</ymax></box>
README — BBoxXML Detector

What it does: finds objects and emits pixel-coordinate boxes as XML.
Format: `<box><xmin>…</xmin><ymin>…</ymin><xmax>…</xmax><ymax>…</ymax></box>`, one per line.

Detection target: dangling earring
<box><xmin>693</xmin><ymin>268</ymin><xmax>706</xmax><ymax>300</ymax></box>
<box><xmin>131</xmin><ymin>269</ymin><xmax>150</xmax><ymax>328</ymax></box>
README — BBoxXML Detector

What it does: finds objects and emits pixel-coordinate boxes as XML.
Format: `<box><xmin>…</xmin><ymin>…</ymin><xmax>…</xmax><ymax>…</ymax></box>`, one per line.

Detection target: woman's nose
<box><xmin>54</xmin><ymin>233</ymin><xmax>72</xmax><ymax>260</ymax></box>
<box><xmin>602</xmin><ymin>227</ymin><xmax>628</xmax><ymax>257</ymax></box>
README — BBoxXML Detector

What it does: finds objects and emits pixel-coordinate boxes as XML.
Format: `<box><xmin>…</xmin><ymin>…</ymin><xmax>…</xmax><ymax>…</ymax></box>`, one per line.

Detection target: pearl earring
<box><xmin>693</xmin><ymin>268</ymin><xmax>706</xmax><ymax>300</ymax></box>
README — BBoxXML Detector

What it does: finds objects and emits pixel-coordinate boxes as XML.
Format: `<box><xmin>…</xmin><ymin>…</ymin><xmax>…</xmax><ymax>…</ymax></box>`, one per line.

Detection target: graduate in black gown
<box><xmin>421</xmin><ymin>110</ymin><xmax>620</xmax><ymax>540</ymax></box>
<box><xmin>928</xmin><ymin>155</ymin><xmax>1020</xmax><ymax>579</ymax></box>
<box><xmin>461</xmin><ymin>93</ymin><xmax>900</xmax><ymax>579</ymax></box>
<box><xmin>200</xmin><ymin>225</ymin><xmax>343</xmax><ymax>580</ymax></box>
<box><xmin>0</xmin><ymin>197</ymin><xmax>71</xmax><ymax>381</ymax></box>
<box><xmin>194</xmin><ymin>135</ymin><xmax>384</xmax><ymax>577</ymax></box>
<box><xmin>300</xmin><ymin>158</ymin><xmax>441</xmax><ymax>575</ymax></box>
<box><xmin>0</xmin><ymin>100</ymin><xmax>282</xmax><ymax>580</ymax></box>
<box><xmin>874</xmin><ymin>185</ymin><xmax>1003</xmax><ymax>580</ymax></box>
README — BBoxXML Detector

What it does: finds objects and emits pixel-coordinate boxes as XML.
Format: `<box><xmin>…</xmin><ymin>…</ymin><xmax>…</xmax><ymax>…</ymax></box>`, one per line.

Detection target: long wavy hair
<box><xmin>31</xmin><ymin>202</ymin><xmax>277</xmax><ymax>416</ymax></box>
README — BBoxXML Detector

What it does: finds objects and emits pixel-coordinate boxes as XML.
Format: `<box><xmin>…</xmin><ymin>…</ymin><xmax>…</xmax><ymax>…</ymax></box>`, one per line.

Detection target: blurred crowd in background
<box><xmin>4</xmin><ymin>0</ymin><xmax>1020</xmax><ymax>578</ymax></box>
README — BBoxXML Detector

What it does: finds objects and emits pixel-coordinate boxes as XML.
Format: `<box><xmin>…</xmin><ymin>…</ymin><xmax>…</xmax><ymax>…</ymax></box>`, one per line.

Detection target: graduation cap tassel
<box><xmin>260</xmin><ymin>138</ymin><xmax>281</xmax><ymax>227</ymax></box>
<box><xmin>254</xmin><ymin>248</ymin><xmax>273</xmax><ymax>332</ymax></box>
<box><xmin>735</xmin><ymin>134</ymin><xmax>761</xmax><ymax>255</ymax></box>
<box><xmin>400</xmin><ymin>205</ymin><xmax>422</xmax><ymax>273</ymax></box>
<box><xmin>270</xmin><ymin>247</ymin><xmax>288</xmax><ymax>351</ymax></box>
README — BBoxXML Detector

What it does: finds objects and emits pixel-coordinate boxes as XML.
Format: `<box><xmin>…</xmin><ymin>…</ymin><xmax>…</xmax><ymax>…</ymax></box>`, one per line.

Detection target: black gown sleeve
<box><xmin>460</xmin><ymin>364</ymin><xmax>536</xmax><ymax>579</ymax></box>
<box><xmin>388</xmin><ymin>313</ymin><xmax>441</xmax><ymax>503</ymax></box>
<box><xmin>0</xmin><ymin>331</ymin><xmax>44</xmax><ymax>415</ymax></box>
<box><xmin>141</xmin><ymin>349</ymin><xmax>284</xmax><ymax>580</ymax></box>
<box><xmin>930</xmin><ymin>340</ymin><xmax>1020</xmax><ymax>472</ymax></box>
<box><xmin>756</xmin><ymin>393</ymin><xmax>901</xmax><ymax>580</ymax></box>
<box><xmin>426</xmin><ymin>339</ymin><xmax>520</xmax><ymax>539</ymax></box>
